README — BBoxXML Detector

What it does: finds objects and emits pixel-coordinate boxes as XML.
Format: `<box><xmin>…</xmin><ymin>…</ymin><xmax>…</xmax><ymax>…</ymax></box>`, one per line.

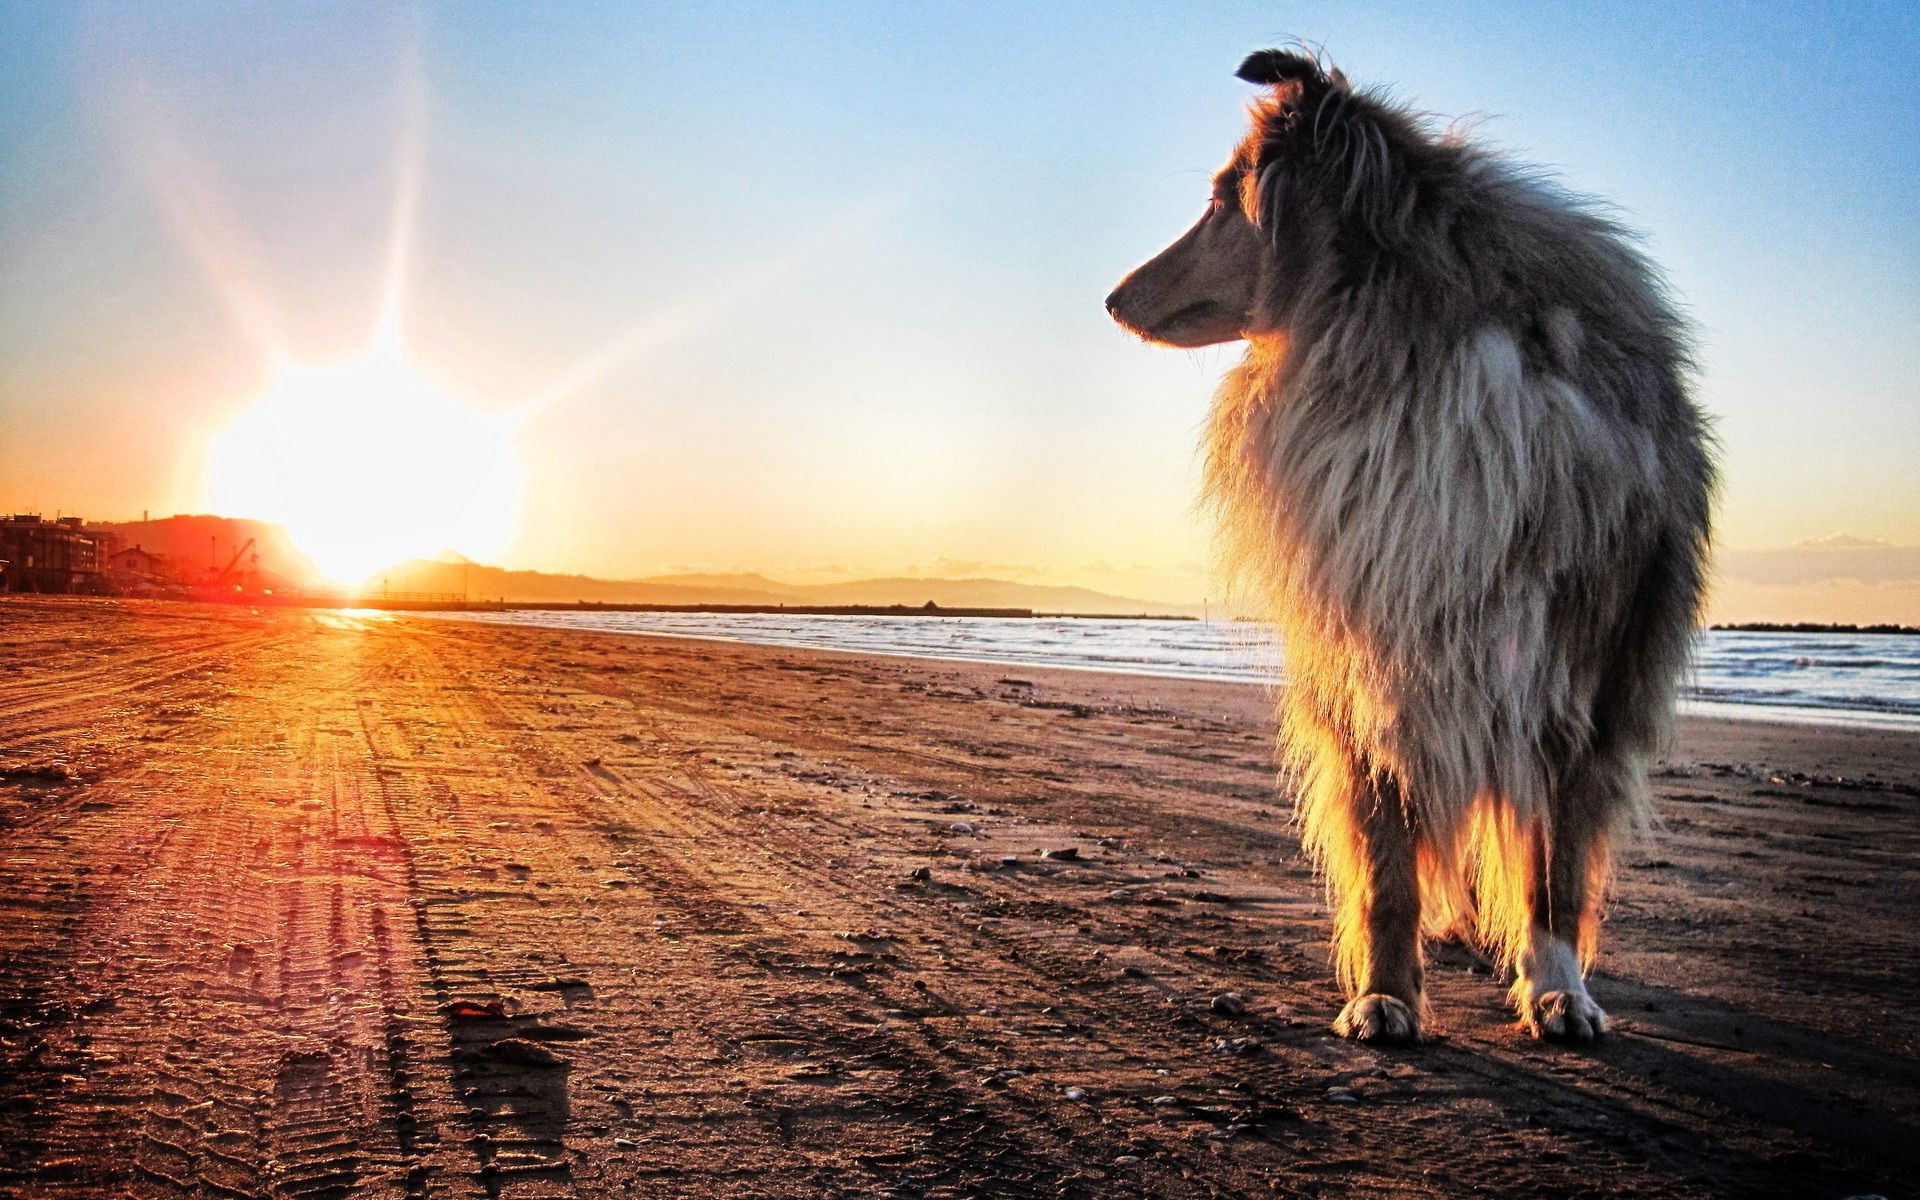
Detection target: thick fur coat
<box><xmin>1108</xmin><ymin>50</ymin><xmax>1714</xmax><ymax>1042</ymax></box>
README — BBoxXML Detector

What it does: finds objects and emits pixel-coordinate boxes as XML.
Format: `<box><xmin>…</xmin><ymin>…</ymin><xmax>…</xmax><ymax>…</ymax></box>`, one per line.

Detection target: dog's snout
<box><xmin>1104</xmin><ymin>288</ymin><xmax>1124</xmax><ymax>317</ymax></box>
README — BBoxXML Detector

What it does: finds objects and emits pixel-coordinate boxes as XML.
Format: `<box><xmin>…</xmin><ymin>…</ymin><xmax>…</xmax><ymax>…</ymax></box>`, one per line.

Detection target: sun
<box><xmin>204</xmin><ymin>333</ymin><xmax>522</xmax><ymax>586</ymax></box>
<box><xmin>160</xmin><ymin>51</ymin><xmax>876</xmax><ymax>593</ymax></box>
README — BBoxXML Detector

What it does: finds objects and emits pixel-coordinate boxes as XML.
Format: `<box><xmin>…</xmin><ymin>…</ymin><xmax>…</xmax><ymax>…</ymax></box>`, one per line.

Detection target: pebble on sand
<box><xmin>1210</xmin><ymin>992</ymin><xmax>1247</xmax><ymax>1017</ymax></box>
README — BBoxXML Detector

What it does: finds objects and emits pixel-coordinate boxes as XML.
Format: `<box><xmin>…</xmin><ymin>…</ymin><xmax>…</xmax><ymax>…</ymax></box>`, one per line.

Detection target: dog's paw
<box><xmin>1333</xmin><ymin>993</ymin><xmax>1422</xmax><ymax>1044</ymax></box>
<box><xmin>1524</xmin><ymin>990</ymin><xmax>1608</xmax><ymax>1043</ymax></box>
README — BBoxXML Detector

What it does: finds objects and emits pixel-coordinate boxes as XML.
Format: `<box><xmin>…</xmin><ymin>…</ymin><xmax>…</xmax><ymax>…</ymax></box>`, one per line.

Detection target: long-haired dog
<box><xmin>1107</xmin><ymin>50</ymin><xmax>1714</xmax><ymax>1043</ymax></box>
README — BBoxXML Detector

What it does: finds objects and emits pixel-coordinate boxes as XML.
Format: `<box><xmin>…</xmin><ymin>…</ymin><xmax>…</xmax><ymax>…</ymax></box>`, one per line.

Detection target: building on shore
<box><xmin>0</xmin><ymin>515</ymin><xmax>120</xmax><ymax>595</ymax></box>
<box><xmin>105</xmin><ymin>544</ymin><xmax>187</xmax><ymax>597</ymax></box>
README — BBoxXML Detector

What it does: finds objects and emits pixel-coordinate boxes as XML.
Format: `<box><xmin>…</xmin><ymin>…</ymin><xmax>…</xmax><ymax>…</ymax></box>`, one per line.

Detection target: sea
<box><xmin>417</xmin><ymin>610</ymin><xmax>1920</xmax><ymax>732</ymax></box>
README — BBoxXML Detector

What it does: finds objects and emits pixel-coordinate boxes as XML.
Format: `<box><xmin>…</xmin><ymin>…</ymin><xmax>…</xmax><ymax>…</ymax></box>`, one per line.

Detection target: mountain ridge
<box><xmin>382</xmin><ymin>559</ymin><xmax>1201</xmax><ymax>616</ymax></box>
<box><xmin>73</xmin><ymin>513</ymin><xmax>1202</xmax><ymax>615</ymax></box>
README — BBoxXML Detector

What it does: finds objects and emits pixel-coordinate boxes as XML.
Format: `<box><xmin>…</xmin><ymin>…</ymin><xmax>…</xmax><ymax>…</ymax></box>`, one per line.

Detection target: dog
<box><xmin>1107</xmin><ymin>49</ymin><xmax>1714</xmax><ymax>1042</ymax></box>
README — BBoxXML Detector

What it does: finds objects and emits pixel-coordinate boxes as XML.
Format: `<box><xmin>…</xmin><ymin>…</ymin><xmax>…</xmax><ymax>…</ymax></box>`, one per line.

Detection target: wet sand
<box><xmin>1</xmin><ymin>596</ymin><xmax>1914</xmax><ymax>1198</ymax></box>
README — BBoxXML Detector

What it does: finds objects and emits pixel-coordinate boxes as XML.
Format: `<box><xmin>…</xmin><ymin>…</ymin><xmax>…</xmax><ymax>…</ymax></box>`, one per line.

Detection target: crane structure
<box><xmin>195</xmin><ymin>536</ymin><xmax>260</xmax><ymax>596</ymax></box>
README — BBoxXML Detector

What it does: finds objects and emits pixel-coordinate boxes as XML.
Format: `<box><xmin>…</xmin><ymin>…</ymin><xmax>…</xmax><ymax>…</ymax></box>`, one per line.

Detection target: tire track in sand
<box><xmin>0</xmin><ymin>618</ymin><xmax>472</xmax><ymax>1198</ymax></box>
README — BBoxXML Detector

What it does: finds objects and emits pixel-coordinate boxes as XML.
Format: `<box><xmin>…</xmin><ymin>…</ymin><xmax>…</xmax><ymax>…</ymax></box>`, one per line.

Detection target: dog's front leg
<box><xmin>1329</xmin><ymin>770</ymin><xmax>1425</xmax><ymax>1043</ymax></box>
<box><xmin>1513</xmin><ymin>795</ymin><xmax>1611</xmax><ymax>1042</ymax></box>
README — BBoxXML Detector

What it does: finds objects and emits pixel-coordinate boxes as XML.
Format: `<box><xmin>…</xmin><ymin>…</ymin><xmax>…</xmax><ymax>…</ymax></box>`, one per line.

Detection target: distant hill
<box><xmin>80</xmin><ymin>512</ymin><xmax>1199</xmax><ymax>614</ymax></box>
<box><xmin>92</xmin><ymin>515</ymin><xmax>326</xmax><ymax>588</ymax></box>
<box><xmin>631</xmin><ymin>571</ymin><xmax>793</xmax><ymax>593</ymax></box>
<box><xmin>373</xmin><ymin>559</ymin><xmax>797</xmax><ymax>606</ymax></box>
<box><xmin>381</xmin><ymin>560</ymin><xmax>1198</xmax><ymax>615</ymax></box>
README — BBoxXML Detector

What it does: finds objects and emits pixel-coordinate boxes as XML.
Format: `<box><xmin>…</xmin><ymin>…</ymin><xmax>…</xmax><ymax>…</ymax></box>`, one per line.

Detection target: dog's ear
<box><xmin>1235</xmin><ymin>50</ymin><xmax>1339</xmax><ymax>90</ymax></box>
<box><xmin>1239</xmin><ymin>54</ymin><xmax>1407</xmax><ymax>247</ymax></box>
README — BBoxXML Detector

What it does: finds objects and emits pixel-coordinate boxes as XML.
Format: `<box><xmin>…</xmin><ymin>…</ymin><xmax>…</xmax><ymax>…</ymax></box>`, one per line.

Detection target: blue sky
<box><xmin>1</xmin><ymin>1</ymin><xmax>1916</xmax><ymax>613</ymax></box>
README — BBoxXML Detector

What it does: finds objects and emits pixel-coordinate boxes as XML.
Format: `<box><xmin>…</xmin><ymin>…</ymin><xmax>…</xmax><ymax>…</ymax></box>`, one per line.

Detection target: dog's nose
<box><xmin>1104</xmin><ymin>289</ymin><xmax>1123</xmax><ymax>316</ymax></box>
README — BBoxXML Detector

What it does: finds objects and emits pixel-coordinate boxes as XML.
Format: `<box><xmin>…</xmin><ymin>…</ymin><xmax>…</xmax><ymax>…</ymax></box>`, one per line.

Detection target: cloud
<box><xmin>914</xmin><ymin>557</ymin><xmax>1039</xmax><ymax>580</ymax></box>
<box><xmin>1795</xmin><ymin>533</ymin><xmax>1895</xmax><ymax>549</ymax></box>
<box><xmin>1716</xmin><ymin>538</ymin><xmax>1920</xmax><ymax>585</ymax></box>
<box><xmin>1071</xmin><ymin>559</ymin><xmax>1201</xmax><ymax>579</ymax></box>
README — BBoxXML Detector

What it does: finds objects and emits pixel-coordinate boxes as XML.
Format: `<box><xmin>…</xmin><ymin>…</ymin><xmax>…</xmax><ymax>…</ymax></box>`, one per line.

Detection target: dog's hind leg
<box><xmin>1326</xmin><ymin>767</ymin><xmax>1425</xmax><ymax>1044</ymax></box>
<box><xmin>1512</xmin><ymin>768</ymin><xmax>1614</xmax><ymax>1042</ymax></box>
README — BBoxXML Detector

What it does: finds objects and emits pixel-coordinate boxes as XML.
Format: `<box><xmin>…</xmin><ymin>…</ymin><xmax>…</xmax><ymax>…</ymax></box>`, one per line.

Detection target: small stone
<box><xmin>1148</xmin><ymin>1094</ymin><xmax>1178</xmax><ymax>1107</ymax></box>
<box><xmin>1326</xmin><ymin>1088</ymin><xmax>1358</xmax><ymax>1104</ymax></box>
<box><xmin>1210</xmin><ymin>992</ymin><xmax>1247</xmax><ymax>1017</ymax></box>
<box><xmin>613</xmin><ymin>1137</ymin><xmax>636</xmax><ymax>1149</ymax></box>
<box><xmin>908</xmin><ymin>865</ymin><xmax>932</xmax><ymax>881</ymax></box>
<box><xmin>1121</xmin><ymin>965</ymin><xmax>1149</xmax><ymax>979</ymax></box>
<box><xmin>1063</xmin><ymin>1087</ymin><xmax>1089</xmax><ymax>1102</ymax></box>
<box><xmin>1113</xmin><ymin>1155</ymin><xmax>1142</xmax><ymax>1165</ymax></box>
<box><xmin>1041</xmin><ymin>847</ymin><xmax>1079</xmax><ymax>861</ymax></box>
<box><xmin>950</xmin><ymin>822</ymin><xmax>974</xmax><ymax>834</ymax></box>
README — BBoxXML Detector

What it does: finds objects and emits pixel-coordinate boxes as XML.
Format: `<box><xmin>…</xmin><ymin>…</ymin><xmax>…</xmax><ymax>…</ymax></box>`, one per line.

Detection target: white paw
<box><xmin>1514</xmin><ymin>934</ymin><xmax>1608</xmax><ymax>1043</ymax></box>
<box><xmin>1333</xmin><ymin>993</ymin><xmax>1422</xmax><ymax>1044</ymax></box>
<box><xmin>1525</xmin><ymin>989</ymin><xmax>1609</xmax><ymax>1043</ymax></box>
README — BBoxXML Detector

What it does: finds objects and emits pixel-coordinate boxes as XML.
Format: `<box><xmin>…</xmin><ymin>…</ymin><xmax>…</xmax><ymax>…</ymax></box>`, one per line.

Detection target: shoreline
<box><xmin>408</xmin><ymin>605</ymin><xmax>1920</xmax><ymax>734</ymax></box>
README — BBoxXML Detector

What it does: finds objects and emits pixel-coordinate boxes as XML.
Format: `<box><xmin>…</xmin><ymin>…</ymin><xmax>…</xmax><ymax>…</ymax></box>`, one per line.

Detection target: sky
<box><xmin>1</xmin><ymin>1</ymin><xmax>1916</xmax><ymax>618</ymax></box>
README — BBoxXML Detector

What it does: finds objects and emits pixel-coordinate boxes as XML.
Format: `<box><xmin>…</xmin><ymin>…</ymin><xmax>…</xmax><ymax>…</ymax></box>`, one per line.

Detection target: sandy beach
<box><xmin>0</xmin><ymin>596</ymin><xmax>1914</xmax><ymax>1199</ymax></box>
